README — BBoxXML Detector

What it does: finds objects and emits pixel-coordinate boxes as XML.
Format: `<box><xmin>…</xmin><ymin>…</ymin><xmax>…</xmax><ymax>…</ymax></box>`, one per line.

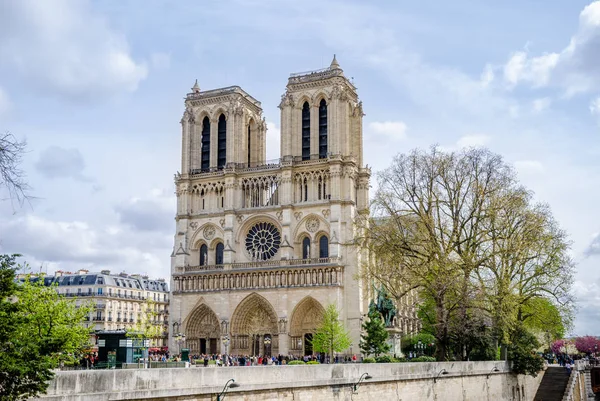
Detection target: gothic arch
<box><xmin>190</xmin><ymin>223</ymin><xmax>224</xmax><ymax>250</ymax></box>
<box><xmin>194</xmin><ymin>109</ymin><xmax>211</xmax><ymax>123</ymax></box>
<box><xmin>184</xmin><ymin>303</ymin><xmax>221</xmax><ymax>339</ymax></box>
<box><xmin>295</xmin><ymin>94</ymin><xmax>312</xmax><ymax>109</ymax></box>
<box><xmin>290</xmin><ymin>296</ymin><xmax>325</xmax><ymax>336</ymax></box>
<box><xmin>313</xmin><ymin>91</ymin><xmax>330</xmax><ymax>106</ymax></box>
<box><xmin>230</xmin><ymin>293</ymin><xmax>278</xmax><ymax>335</ymax></box>
<box><xmin>211</xmin><ymin>107</ymin><xmax>228</xmax><ymax>121</ymax></box>
<box><xmin>292</xmin><ymin>214</ymin><xmax>329</xmax><ymax>245</ymax></box>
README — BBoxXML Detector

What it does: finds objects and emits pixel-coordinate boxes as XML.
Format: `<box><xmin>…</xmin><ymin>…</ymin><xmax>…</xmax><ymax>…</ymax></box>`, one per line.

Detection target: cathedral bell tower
<box><xmin>170</xmin><ymin>56</ymin><xmax>371</xmax><ymax>358</ymax></box>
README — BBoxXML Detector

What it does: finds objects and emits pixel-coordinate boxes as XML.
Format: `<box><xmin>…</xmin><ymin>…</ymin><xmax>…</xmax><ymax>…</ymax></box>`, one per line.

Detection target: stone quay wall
<box><xmin>33</xmin><ymin>361</ymin><xmax>543</xmax><ymax>401</ymax></box>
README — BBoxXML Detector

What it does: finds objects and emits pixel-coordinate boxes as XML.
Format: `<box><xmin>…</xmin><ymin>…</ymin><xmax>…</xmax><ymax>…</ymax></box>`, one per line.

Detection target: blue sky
<box><xmin>1</xmin><ymin>0</ymin><xmax>600</xmax><ymax>335</ymax></box>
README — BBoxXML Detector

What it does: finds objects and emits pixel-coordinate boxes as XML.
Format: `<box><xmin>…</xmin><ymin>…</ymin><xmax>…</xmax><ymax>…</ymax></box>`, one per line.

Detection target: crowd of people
<box><xmin>185</xmin><ymin>353</ymin><xmax>359</xmax><ymax>366</ymax></box>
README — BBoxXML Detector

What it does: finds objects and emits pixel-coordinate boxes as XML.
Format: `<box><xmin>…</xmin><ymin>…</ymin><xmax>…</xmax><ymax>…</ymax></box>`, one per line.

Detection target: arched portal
<box><xmin>290</xmin><ymin>297</ymin><xmax>325</xmax><ymax>356</ymax></box>
<box><xmin>184</xmin><ymin>304</ymin><xmax>220</xmax><ymax>355</ymax></box>
<box><xmin>230</xmin><ymin>293</ymin><xmax>278</xmax><ymax>356</ymax></box>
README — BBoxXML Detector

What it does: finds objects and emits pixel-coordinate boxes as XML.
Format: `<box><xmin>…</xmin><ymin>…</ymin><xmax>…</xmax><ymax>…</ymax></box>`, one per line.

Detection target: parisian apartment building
<box><xmin>21</xmin><ymin>269</ymin><xmax>170</xmax><ymax>347</ymax></box>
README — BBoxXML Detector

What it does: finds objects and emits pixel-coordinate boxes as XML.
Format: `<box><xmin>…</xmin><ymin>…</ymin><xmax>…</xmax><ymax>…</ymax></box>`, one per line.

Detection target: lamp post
<box><xmin>216</xmin><ymin>379</ymin><xmax>239</xmax><ymax>401</ymax></box>
<box><xmin>174</xmin><ymin>332</ymin><xmax>186</xmax><ymax>356</ymax></box>
<box><xmin>418</xmin><ymin>340</ymin><xmax>423</xmax><ymax>356</ymax></box>
<box><xmin>353</xmin><ymin>373</ymin><xmax>372</xmax><ymax>393</ymax></box>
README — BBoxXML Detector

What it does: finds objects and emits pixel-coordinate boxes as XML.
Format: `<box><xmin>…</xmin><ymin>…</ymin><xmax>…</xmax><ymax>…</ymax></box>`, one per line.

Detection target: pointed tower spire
<box><xmin>191</xmin><ymin>79</ymin><xmax>200</xmax><ymax>93</ymax></box>
<box><xmin>330</xmin><ymin>54</ymin><xmax>340</xmax><ymax>70</ymax></box>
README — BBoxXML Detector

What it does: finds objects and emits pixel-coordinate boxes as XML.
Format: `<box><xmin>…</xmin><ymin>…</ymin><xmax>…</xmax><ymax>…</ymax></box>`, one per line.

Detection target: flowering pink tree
<box><xmin>551</xmin><ymin>339</ymin><xmax>565</xmax><ymax>355</ymax></box>
<box><xmin>575</xmin><ymin>336</ymin><xmax>600</xmax><ymax>354</ymax></box>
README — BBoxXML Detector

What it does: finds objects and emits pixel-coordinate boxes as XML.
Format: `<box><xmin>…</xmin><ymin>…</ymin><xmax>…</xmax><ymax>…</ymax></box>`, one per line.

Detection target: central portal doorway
<box><xmin>304</xmin><ymin>333</ymin><xmax>313</xmax><ymax>356</ymax></box>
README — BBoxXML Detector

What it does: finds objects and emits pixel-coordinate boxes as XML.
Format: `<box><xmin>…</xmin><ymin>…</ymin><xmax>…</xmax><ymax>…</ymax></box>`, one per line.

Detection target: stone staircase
<box><xmin>533</xmin><ymin>366</ymin><xmax>571</xmax><ymax>401</ymax></box>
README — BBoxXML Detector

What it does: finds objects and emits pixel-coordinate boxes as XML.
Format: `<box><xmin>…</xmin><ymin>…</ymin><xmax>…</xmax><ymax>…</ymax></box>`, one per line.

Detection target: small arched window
<box><xmin>216</xmin><ymin>242</ymin><xmax>224</xmax><ymax>265</ymax></box>
<box><xmin>200</xmin><ymin>244</ymin><xmax>208</xmax><ymax>266</ymax></box>
<box><xmin>319</xmin><ymin>236</ymin><xmax>329</xmax><ymax>258</ymax></box>
<box><xmin>201</xmin><ymin>117</ymin><xmax>211</xmax><ymax>171</ymax></box>
<box><xmin>302</xmin><ymin>102</ymin><xmax>310</xmax><ymax>161</ymax></box>
<box><xmin>318</xmin><ymin>99</ymin><xmax>327</xmax><ymax>159</ymax></box>
<box><xmin>217</xmin><ymin>114</ymin><xmax>227</xmax><ymax>169</ymax></box>
<box><xmin>302</xmin><ymin>237</ymin><xmax>311</xmax><ymax>259</ymax></box>
<box><xmin>247</xmin><ymin>123</ymin><xmax>252</xmax><ymax>167</ymax></box>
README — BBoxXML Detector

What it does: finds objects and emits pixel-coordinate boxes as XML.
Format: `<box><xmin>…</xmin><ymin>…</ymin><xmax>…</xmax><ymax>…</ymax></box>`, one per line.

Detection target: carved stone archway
<box><xmin>289</xmin><ymin>297</ymin><xmax>325</xmax><ymax>356</ymax></box>
<box><xmin>230</xmin><ymin>293</ymin><xmax>279</xmax><ymax>356</ymax></box>
<box><xmin>184</xmin><ymin>304</ymin><xmax>221</xmax><ymax>355</ymax></box>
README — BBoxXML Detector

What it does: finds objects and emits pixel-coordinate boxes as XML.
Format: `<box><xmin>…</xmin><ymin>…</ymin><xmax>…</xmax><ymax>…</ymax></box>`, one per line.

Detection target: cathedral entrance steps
<box><xmin>533</xmin><ymin>367</ymin><xmax>570</xmax><ymax>401</ymax></box>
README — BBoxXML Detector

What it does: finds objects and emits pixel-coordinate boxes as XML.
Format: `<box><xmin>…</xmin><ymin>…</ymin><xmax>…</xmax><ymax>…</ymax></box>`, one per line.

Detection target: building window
<box><xmin>200</xmin><ymin>244</ymin><xmax>208</xmax><ymax>266</ymax></box>
<box><xmin>302</xmin><ymin>237</ymin><xmax>311</xmax><ymax>259</ymax></box>
<box><xmin>318</xmin><ymin>99</ymin><xmax>327</xmax><ymax>159</ymax></box>
<box><xmin>216</xmin><ymin>242</ymin><xmax>224</xmax><ymax>265</ymax></box>
<box><xmin>77</xmin><ymin>288</ymin><xmax>82</xmax><ymax>295</ymax></box>
<box><xmin>319</xmin><ymin>235</ymin><xmax>329</xmax><ymax>258</ymax></box>
<box><xmin>96</xmin><ymin>310</ymin><xmax>102</xmax><ymax>320</ymax></box>
<box><xmin>201</xmin><ymin>116</ymin><xmax>210</xmax><ymax>170</ymax></box>
<box><xmin>88</xmin><ymin>288</ymin><xmax>92</xmax><ymax>295</ymax></box>
<box><xmin>217</xmin><ymin>114</ymin><xmax>227</xmax><ymax>168</ymax></box>
<box><xmin>302</xmin><ymin>102</ymin><xmax>310</xmax><ymax>160</ymax></box>
<box><xmin>108</xmin><ymin>288</ymin><xmax>112</xmax><ymax>295</ymax></box>
<box><xmin>163</xmin><ymin>294</ymin><xmax>167</xmax><ymax>301</ymax></box>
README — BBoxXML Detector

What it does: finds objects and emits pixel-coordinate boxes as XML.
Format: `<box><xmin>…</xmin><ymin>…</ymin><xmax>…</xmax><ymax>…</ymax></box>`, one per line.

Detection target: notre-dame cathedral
<box><xmin>169</xmin><ymin>56</ymin><xmax>418</xmax><ymax>357</ymax></box>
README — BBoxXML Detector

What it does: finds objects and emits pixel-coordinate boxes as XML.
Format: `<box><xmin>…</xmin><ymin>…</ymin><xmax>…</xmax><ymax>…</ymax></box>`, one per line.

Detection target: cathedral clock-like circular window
<box><xmin>245</xmin><ymin>222</ymin><xmax>281</xmax><ymax>261</ymax></box>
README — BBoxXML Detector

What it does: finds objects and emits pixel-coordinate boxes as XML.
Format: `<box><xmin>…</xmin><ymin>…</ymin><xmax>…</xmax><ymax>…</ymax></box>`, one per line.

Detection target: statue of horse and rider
<box><xmin>374</xmin><ymin>284</ymin><xmax>396</xmax><ymax>328</ymax></box>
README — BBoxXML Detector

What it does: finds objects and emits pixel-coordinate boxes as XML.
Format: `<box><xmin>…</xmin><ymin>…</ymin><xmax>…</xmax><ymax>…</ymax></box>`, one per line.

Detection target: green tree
<box><xmin>311</xmin><ymin>303</ymin><xmax>351</xmax><ymax>362</ymax></box>
<box><xmin>127</xmin><ymin>298</ymin><xmax>163</xmax><ymax>365</ymax></box>
<box><xmin>359</xmin><ymin>301</ymin><xmax>390</xmax><ymax>357</ymax></box>
<box><xmin>507</xmin><ymin>325</ymin><xmax>544</xmax><ymax>376</ymax></box>
<box><xmin>0</xmin><ymin>255</ymin><xmax>92</xmax><ymax>400</ymax></box>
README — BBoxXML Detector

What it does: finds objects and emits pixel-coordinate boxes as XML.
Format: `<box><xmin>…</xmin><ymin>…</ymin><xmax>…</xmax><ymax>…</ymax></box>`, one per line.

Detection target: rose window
<box><xmin>245</xmin><ymin>222</ymin><xmax>281</xmax><ymax>261</ymax></box>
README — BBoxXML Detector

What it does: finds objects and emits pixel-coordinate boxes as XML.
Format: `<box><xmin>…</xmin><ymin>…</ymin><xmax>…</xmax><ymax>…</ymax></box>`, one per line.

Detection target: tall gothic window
<box><xmin>302</xmin><ymin>102</ymin><xmax>310</xmax><ymax>161</ymax></box>
<box><xmin>215</xmin><ymin>242</ymin><xmax>224</xmax><ymax>265</ymax></box>
<box><xmin>217</xmin><ymin>114</ymin><xmax>227</xmax><ymax>169</ymax></box>
<box><xmin>247</xmin><ymin>124</ymin><xmax>252</xmax><ymax>167</ymax></box>
<box><xmin>200</xmin><ymin>244</ymin><xmax>208</xmax><ymax>266</ymax></box>
<box><xmin>302</xmin><ymin>237</ymin><xmax>311</xmax><ymax>259</ymax></box>
<box><xmin>318</xmin><ymin>99</ymin><xmax>328</xmax><ymax>159</ymax></box>
<box><xmin>319</xmin><ymin>235</ymin><xmax>329</xmax><ymax>258</ymax></box>
<box><xmin>201</xmin><ymin>117</ymin><xmax>210</xmax><ymax>170</ymax></box>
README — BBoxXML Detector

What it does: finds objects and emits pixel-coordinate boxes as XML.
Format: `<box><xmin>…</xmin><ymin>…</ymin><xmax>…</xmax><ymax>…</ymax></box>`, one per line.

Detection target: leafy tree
<box><xmin>127</xmin><ymin>298</ymin><xmax>163</xmax><ymax>364</ymax></box>
<box><xmin>311</xmin><ymin>303</ymin><xmax>351</xmax><ymax>362</ymax></box>
<box><xmin>507</xmin><ymin>325</ymin><xmax>544</xmax><ymax>376</ymax></box>
<box><xmin>359</xmin><ymin>301</ymin><xmax>390</xmax><ymax>357</ymax></box>
<box><xmin>0</xmin><ymin>255</ymin><xmax>92</xmax><ymax>400</ymax></box>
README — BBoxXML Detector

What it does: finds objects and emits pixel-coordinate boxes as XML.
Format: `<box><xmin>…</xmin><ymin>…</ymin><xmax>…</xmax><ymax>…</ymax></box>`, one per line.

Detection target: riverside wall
<box><xmin>33</xmin><ymin>361</ymin><xmax>543</xmax><ymax>401</ymax></box>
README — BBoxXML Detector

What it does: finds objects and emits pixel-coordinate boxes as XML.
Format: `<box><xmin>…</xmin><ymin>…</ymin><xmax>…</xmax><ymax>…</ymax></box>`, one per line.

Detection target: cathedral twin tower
<box><xmin>169</xmin><ymin>56</ymin><xmax>371</xmax><ymax>357</ymax></box>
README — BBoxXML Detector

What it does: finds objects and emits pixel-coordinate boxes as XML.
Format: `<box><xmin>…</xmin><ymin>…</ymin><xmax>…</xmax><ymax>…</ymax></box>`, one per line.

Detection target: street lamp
<box><xmin>352</xmin><ymin>373</ymin><xmax>372</xmax><ymax>393</ymax></box>
<box><xmin>216</xmin><ymin>379</ymin><xmax>239</xmax><ymax>401</ymax></box>
<box><xmin>487</xmin><ymin>367</ymin><xmax>500</xmax><ymax>378</ymax></box>
<box><xmin>434</xmin><ymin>369</ymin><xmax>448</xmax><ymax>383</ymax></box>
<box><xmin>174</xmin><ymin>332</ymin><xmax>186</xmax><ymax>355</ymax></box>
<box><xmin>418</xmin><ymin>340</ymin><xmax>423</xmax><ymax>356</ymax></box>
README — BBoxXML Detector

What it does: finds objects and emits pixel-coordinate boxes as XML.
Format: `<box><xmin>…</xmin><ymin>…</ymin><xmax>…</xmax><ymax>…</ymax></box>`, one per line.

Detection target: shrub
<box><xmin>411</xmin><ymin>356</ymin><xmax>436</xmax><ymax>362</ymax></box>
<box><xmin>307</xmin><ymin>360</ymin><xmax>320</xmax><ymax>365</ymax></box>
<box><xmin>362</xmin><ymin>357</ymin><xmax>376</xmax><ymax>363</ymax></box>
<box><xmin>375</xmin><ymin>355</ymin><xmax>394</xmax><ymax>363</ymax></box>
<box><xmin>208</xmin><ymin>360</ymin><xmax>216</xmax><ymax>365</ymax></box>
<box><xmin>288</xmin><ymin>360</ymin><xmax>306</xmax><ymax>365</ymax></box>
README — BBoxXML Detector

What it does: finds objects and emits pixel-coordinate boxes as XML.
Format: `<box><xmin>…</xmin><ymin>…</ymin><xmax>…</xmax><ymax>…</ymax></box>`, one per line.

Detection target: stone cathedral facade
<box><xmin>169</xmin><ymin>57</ymin><xmax>383</xmax><ymax>357</ymax></box>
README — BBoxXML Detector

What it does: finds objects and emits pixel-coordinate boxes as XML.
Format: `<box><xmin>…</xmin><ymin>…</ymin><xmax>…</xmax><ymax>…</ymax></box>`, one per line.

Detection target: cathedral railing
<box><xmin>184</xmin><ymin>256</ymin><xmax>341</xmax><ymax>272</ymax></box>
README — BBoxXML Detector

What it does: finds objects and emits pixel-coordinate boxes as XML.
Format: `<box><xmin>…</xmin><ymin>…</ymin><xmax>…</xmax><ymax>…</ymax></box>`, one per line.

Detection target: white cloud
<box><xmin>0</xmin><ymin>214</ymin><xmax>170</xmax><ymax>279</ymax></box>
<box><xmin>114</xmin><ymin>189</ymin><xmax>175</xmax><ymax>232</ymax></box>
<box><xmin>501</xmin><ymin>1</ymin><xmax>600</xmax><ymax>95</ymax></box>
<box><xmin>480</xmin><ymin>64</ymin><xmax>495</xmax><ymax>87</ymax></box>
<box><xmin>514</xmin><ymin>160</ymin><xmax>545</xmax><ymax>174</ymax></box>
<box><xmin>0</xmin><ymin>0</ymin><xmax>147</xmax><ymax>98</ymax></box>
<box><xmin>368</xmin><ymin>121</ymin><xmax>408</xmax><ymax>141</ymax></box>
<box><xmin>532</xmin><ymin>97</ymin><xmax>552</xmax><ymax>113</ymax></box>
<box><xmin>456</xmin><ymin>134</ymin><xmax>490</xmax><ymax>148</ymax></box>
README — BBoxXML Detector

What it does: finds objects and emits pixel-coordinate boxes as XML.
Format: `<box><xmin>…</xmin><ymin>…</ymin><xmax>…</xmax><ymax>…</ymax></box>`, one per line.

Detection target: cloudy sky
<box><xmin>1</xmin><ymin>0</ymin><xmax>600</xmax><ymax>335</ymax></box>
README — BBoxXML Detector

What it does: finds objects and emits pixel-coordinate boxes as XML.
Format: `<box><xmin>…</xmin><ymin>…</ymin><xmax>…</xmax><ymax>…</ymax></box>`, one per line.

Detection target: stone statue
<box><xmin>375</xmin><ymin>284</ymin><xmax>396</xmax><ymax>328</ymax></box>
